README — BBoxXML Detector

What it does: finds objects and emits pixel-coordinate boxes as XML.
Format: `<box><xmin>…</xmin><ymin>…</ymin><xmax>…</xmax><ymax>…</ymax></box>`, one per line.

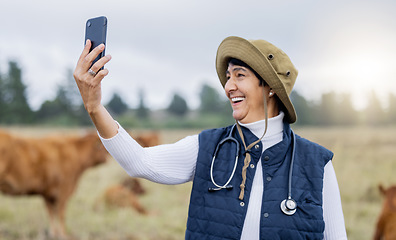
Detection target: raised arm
<box><xmin>73</xmin><ymin>39</ymin><xmax>118</xmax><ymax>138</ymax></box>
<box><xmin>100</xmin><ymin>123</ymin><xmax>198</xmax><ymax>184</ymax></box>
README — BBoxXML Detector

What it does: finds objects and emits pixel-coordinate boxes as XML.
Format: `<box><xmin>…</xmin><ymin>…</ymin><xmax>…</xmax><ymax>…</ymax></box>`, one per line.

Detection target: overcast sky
<box><xmin>1</xmin><ymin>0</ymin><xmax>395</xmax><ymax>110</ymax></box>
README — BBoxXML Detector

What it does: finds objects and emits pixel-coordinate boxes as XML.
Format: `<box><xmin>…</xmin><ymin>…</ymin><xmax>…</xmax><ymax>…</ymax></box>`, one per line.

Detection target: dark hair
<box><xmin>228</xmin><ymin>58</ymin><xmax>265</xmax><ymax>86</ymax></box>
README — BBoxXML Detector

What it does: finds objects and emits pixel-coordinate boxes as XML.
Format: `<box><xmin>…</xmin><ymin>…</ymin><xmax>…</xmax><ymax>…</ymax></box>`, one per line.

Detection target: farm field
<box><xmin>1</xmin><ymin>126</ymin><xmax>395</xmax><ymax>240</ymax></box>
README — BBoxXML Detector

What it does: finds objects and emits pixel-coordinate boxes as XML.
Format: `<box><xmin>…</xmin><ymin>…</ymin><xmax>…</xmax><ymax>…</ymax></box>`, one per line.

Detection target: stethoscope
<box><xmin>208</xmin><ymin>124</ymin><xmax>239</xmax><ymax>192</ymax></box>
<box><xmin>208</xmin><ymin>124</ymin><xmax>298</xmax><ymax>216</ymax></box>
<box><xmin>280</xmin><ymin>131</ymin><xmax>297</xmax><ymax>215</ymax></box>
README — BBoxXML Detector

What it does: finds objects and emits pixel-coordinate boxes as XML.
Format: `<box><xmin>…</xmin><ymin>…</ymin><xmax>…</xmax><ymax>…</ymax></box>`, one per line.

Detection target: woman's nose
<box><xmin>224</xmin><ymin>78</ymin><xmax>237</xmax><ymax>93</ymax></box>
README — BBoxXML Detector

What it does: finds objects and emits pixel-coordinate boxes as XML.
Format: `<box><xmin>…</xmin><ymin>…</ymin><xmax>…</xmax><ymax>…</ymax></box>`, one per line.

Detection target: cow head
<box><xmin>379</xmin><ymin>184</ymin><xmax>396</xmax><ymax>212</ymax></box>
<box><xmin>75</xmin><ymin>132</ymin><xmax>108</xmax><ymax>168</ymax></box>
<box><xmin>121</xmin><ymin>177</ymin><xmax>146</xmax><ymax>195</ymax></box>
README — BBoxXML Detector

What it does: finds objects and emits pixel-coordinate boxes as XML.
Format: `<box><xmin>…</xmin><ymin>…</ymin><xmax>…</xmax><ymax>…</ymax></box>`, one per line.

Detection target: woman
<box><xmin>74</xmin><ymin>36</ymin><xmax>347</xmax><ymax>239</ymax></box>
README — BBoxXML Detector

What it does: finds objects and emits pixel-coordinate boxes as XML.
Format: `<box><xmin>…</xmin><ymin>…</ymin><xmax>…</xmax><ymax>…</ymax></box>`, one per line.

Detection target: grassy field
<box><xmin>0</xmin><ymin>126</ymin><xmax>395</xmax><ymax>239</ymax></box>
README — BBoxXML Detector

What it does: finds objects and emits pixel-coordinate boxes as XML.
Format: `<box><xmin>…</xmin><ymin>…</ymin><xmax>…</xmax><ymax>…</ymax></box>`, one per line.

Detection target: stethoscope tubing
<box><xmin>288</xmin><ymin>131</ymin><xmax>296</xmax><ymax>200</ymax></box>
<box><xmin>281</xmin><ymin>131</ymin><xmax>297</xmax><ymax>215</ymax></box>
<box><xmin>210</xmin><ymin>124</ymin><xmax>239</xmax><ymax>191</ymax></box>
<box><xmin>209</xmin><ymin>124</ymin><xmax>297</xmax><ymax>215</ymax></box>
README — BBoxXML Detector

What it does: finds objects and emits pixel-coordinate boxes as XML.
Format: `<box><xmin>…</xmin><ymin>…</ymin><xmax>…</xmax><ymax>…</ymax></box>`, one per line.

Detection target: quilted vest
<box><xmin>185</xmin><ymin>123</ymin><xmax>333</xmax><ymax>240</ymax></box>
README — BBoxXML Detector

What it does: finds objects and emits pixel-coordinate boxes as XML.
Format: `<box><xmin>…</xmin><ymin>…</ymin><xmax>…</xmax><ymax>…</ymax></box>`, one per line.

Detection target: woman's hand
<box><xmin>73</xmin><ymin>39</ymin><xmax>118</xmax><ymax>138</ymax></box>
<box><xmin>73</xmin><ymin>39</ymin><xmax>112</xmax><ymax>114</ymax></box>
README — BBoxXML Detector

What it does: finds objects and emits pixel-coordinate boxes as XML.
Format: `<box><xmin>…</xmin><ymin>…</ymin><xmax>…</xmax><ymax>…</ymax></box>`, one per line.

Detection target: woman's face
<box><xmin>224</xmin><ymin>63</ymin><xmax>269</xmax><ymax>124</ymax></box>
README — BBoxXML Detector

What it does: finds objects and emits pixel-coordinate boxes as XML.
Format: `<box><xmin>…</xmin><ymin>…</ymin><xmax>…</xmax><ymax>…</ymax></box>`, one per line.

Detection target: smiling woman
<box><xmin>73</xmin><ymin>34</ymin><xmax>348</xmax><ymax>239</ymax></box>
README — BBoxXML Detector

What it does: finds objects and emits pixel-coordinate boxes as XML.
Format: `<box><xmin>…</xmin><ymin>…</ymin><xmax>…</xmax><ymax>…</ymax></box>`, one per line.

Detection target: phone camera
<box><xmin>87</xmin><ymin>21</ymin><xmax>91</xmax><ymax>27</ymax></box>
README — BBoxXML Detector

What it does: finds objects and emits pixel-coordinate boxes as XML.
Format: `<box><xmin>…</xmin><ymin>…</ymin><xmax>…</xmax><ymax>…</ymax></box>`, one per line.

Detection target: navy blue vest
<box><xmin>185</xmin><ymin>123</ymin><xmax>333</xmax><ymax>240</ymax></box>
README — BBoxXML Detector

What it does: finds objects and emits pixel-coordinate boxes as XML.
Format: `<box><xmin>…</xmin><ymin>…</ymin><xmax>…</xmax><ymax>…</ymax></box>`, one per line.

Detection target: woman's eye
<box><xmin>237</xmin><ymin>73</ymin><xmax>245</xmax><ymax>77</ymax></box>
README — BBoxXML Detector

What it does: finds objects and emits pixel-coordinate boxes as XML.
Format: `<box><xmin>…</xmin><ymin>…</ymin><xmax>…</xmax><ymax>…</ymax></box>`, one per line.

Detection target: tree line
<box><xmin>291</xmin><ymin>91</ymin><xmax>396</xmax><ymax>126</ymax></box>
<box><xmin>0</xmin><ymin>60</ymin><xmax>395</xmax><ymax>128</ymax></box>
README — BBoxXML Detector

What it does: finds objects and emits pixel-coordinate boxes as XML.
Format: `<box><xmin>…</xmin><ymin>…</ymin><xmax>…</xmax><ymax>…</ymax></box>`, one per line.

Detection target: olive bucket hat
<box><xmin>216</xmin><ymin>36</ymin><xmax>298</xmax><ymax>123</ymax></box>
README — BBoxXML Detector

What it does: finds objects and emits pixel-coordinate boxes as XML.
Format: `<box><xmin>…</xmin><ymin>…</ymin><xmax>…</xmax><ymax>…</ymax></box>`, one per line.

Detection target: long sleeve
<box><xmin>323</xmin><ymin>161</ymin><xmax>348</xmax><ymax>239</ymax></box>
<box><xmin>99</xmin><ymin>123</ymin><xmax>199</xmax><ymax>185</ymax></box>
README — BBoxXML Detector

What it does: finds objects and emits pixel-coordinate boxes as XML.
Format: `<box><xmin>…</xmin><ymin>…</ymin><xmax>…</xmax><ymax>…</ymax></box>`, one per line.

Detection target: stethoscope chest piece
<box><xmin>280</xmin><ymin>130</ymin><xmax>297</xmax><ymax>216</ymax></box>
<box><xmin>280</xmin><ymin>198</ymin><xmax>297</xmax><ymax>216</ymax></box>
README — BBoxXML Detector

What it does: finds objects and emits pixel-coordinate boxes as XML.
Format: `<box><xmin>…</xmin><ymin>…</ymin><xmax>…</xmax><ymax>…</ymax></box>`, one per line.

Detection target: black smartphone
<box><xmin>84</xmin><ymin>16</ymin><xmax>107</xmax><ymax>69</ymax></box>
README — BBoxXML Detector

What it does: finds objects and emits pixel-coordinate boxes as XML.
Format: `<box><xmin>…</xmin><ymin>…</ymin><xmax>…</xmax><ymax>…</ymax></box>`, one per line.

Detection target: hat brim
<box><xmin>215</xmin><ymin>36</ymin><xmax>297</xmax><ymax>123</ymax></box>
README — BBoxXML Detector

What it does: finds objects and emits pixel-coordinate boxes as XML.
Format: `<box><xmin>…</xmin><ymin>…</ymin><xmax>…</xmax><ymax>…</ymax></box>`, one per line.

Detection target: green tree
<box><xmin>107</xmin><ymin>92</ymin><xmax>129</xmax><ymax>116</ymax></box>
<box><xmin>388</xmin><ymin>93</ymin><xmax>396</xmax><ymax>125</ymax></box>
<box><xmin>136</xmin><ymin>89</ymin><xmax>149</xmax><ymax>119</ymax></box>
<box><xmin>317</xmin><ymin>92</ymin><xmax>338</xmax><ymax>126</ymax></box>
<box><xmin>37</xmin><ymin>99</ymin><xmax>64</xmax><ymax>119</ymax></box>
<box><xmin>364</xmin><ymin>90</ymin><xmax>386</xmax><ymax>126</ymax></box>
<box><xmin>2</xmin><ymin>61</ymin><xmax>33</xmax><ymax>124</ymax></box>
<box><xmin>198</xmin><ymin>83</ymin><xmax>233</xmax><ymax>127</ymax></box>
<box><xmin>37</xmin><ymin>68</ymin><xmax>90</xmax><ymax>125</ymax></box>
<box><xmin>37</xmin><ymin>70</ymin><xmax>72</xmax><ymax>117</ymax></box>
<box><xmin>199</xmin><ymin>84</ymin><xmax>225</xmax><ymax>114</ymax></box>
<box><xmin>337</xmin><ymin>93</ymin><xmax>358</xmax><ymax>125</ymax></box>
<box><xmin>36</xmin><ymin>86</ymin><xmax>77</xmax><ymax>125</ymax></box>
<box><xmin>290</xmin><ymin>91</ymin><xmax>314</xmax><ymax>125</ymax></box>
<box><xmin>167</xmin><ymin>93</ymin><xmax>189</xmax><ymax>117</ymax></box>
<box><xmin>61</xmin><ymin>68</ymin><xmax>83</xmax><ymax>110</ymax></box>
<box><xmin>74</xmin><ymin>104</ymin><xmax>92</xmax><ymax>126</ymax></box>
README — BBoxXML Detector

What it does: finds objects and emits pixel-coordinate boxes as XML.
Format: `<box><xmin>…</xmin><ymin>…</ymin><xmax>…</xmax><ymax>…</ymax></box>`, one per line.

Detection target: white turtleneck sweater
<box><xmin>99</xmin><ymin>112</ymin><xmax>347</xmax><ymax>240</ymax></box>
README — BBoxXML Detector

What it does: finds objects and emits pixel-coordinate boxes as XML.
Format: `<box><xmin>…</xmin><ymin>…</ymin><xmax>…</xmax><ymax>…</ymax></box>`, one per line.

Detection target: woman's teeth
<box><xmin>232</xmin><ymin>97</ymin><xmax>245</xmax><ymax>103</ymax></box>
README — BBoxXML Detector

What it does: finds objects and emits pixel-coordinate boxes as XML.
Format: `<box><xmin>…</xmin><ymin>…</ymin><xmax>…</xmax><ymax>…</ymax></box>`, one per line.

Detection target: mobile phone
<box><xmin>84</xmin><ymin>16</ymin><xmax>107</xmax><ymax>69</ymax></box>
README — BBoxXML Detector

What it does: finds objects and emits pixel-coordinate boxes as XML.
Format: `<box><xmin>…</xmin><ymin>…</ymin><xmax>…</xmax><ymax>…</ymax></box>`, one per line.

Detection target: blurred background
<box><xmin>0</xmin><ymin>0</ymin><xmax>395</xmax><ymax>239</ymax></box>
<box><xmin>0</xmin><ymin>0</ymin><xmax>395</xmax><ymax>126</ymax></box>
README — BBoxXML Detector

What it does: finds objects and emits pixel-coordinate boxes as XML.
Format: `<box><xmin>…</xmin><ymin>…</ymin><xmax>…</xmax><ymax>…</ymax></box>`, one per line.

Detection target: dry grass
<box><xmin>296</xmin><ymin>126</ymin><xmax>396</xmax><ymax>240</ymax></box>
<box><xmin>1</xmin><ymin>126</ymin><xmax>395</xmax><ymax>239</ymax></box>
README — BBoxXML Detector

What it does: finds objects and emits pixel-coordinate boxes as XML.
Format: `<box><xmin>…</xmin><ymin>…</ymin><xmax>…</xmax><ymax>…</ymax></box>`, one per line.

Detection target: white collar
<box><xmin>238</xmin><ymin>111</ymin><xmax>284</xmax><ymax>139</ymax></box>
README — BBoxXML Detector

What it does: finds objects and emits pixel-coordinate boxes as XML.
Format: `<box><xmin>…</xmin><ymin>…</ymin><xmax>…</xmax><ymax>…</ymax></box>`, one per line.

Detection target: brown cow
<box><xmin>0</xmin><ymin>130</ymin><xmax>108</xmax><ymax>239</ymax></box>
<box><xmin>373</xmin><ymin>184</ymin><xmax>396</xmax><ymax>240</ymax></box>
<box><xmin>120</xmin><ymin>176</ymin><xmax>146</xmax><ymax>195</ymax></box>
<box><xmin>102</xmin><ymin>132</ymin><xmax>159</xmax><ymax>214</ymax></box>
<box><xmin>104</xmin><ymin>177</ymin><xmax>147</xmax><ymax>214</ymax></box>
